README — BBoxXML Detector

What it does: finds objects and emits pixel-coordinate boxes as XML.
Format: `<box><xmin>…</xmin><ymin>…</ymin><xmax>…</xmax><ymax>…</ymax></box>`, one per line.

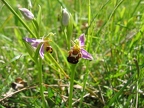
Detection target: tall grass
<box><xmin>0</xmin><ymin>0</ymin><xmax>144</xmax><ymax>108</ymax></box>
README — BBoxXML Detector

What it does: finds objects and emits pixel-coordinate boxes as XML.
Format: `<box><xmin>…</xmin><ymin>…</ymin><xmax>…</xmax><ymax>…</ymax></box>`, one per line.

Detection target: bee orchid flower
<box><xmin>67</xmin><ymin>34</ymin><xmax>93</xmax><ymax>64</ymax></box>
<box><xmin>24</xmin><ymin>37</ymin><xmax>53</xmax><ymax>59</ymax></box>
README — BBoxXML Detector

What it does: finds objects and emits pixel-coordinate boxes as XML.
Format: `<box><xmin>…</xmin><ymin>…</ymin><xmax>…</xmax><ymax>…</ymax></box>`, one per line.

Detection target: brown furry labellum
<box><xmin>67</xmin><ymin>49</ymin><xmax>81</xmax><ymax>64</ymax></box>
<box><xmin>45</xmin><ymin>46</ymin><xmax>53</xmax><ymax>53</ymax></box>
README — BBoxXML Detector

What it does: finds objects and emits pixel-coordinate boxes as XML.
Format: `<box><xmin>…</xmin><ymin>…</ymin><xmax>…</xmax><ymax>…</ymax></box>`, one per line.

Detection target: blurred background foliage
<box><xmin>0</xmin><ymin>0</ymin><xmax>144</xmax><ymax>107</ymax></box>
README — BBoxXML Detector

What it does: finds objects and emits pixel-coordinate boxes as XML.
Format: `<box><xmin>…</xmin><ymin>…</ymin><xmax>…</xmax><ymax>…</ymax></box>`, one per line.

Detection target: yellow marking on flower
<box><xmin>73</xmin><ymin>39</ymin><xmax>81</xmax><ymax>51</ymax></box>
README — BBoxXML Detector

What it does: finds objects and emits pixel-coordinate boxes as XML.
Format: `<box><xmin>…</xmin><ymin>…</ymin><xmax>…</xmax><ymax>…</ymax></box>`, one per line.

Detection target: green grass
<box><xmin>0</xmin><ymin>0</ymin><xmax>144</xmax><ymax>107</ymax></box>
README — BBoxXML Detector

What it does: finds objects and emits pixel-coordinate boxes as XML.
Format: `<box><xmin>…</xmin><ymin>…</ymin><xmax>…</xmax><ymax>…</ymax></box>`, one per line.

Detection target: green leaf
<box><xmin>1</xmin><ymin>54</ymin><xmax>26</xmax><ymax>68</ymax></box>
<box><xmin>67</xmin><ymin>13</ymin><xmax>73</xmax><ymax>41</ymax></box>
<box><xmin>48</xmin><ymin>88</ymin><xmax>54</xmax><ymax>98</ymax></box>
<box><xmin>23</xmin><ymin>40</ymin><xmax>34</xmax><ymax>59</ymax></box>
<box><xmin>32</xmin><ymin>19</ymin><xmax>39</xmax><ymax>38</ymax></box>
<box><xmin>32</xmin><ymin>5</ymin><xmax>42</xmax><ymax>38</ymax></box>
<box><xmin>37</xmin><ymin>5</ymin><xmax>42</xmax><ymax>27</ymax></box>
<box><xmin>34</xmin><ymin>43</ymin><xmax>42</xmax><ymax>62</ymax></box>
<box><xmin>105</xmin><ymin>72</ymin><xmax>136</xmax><ymax>107</ymax></box>
<box><xmin>0</xmin><ymin>34</ymin><xmax>12</xmax><ymax>42</ymax></box>
<box><xmin>14</xmin><ymin>28</ymin><xmax>23</xmax><ymax>45</ymax></box>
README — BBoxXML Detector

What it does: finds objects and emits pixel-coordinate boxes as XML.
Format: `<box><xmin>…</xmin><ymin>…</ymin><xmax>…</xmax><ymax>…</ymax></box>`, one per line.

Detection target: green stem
<box><xmin>1</xmin><ymin>0</ymin><xmax>36</xmax><ymax>38</ymax></box>
<box><xmin>69</xmin><ymin>64</ymin><xmax>76</xmax><ymax>108</ymax></box>
<box><xmin>37</xmin><ymin>59</ymin><xmax>48</xmax><ymax>108</ymax></box>
<box><xmin>86</xmin><ymin>0</ymin><xmax>91</xmax><ymax>50</ymax></box>
<box><xmin>64</xmin><ymin>28</ymin><xmax>69</xmax><ymax>49</ymax></box>
<box><xmin>45</xmin><ymin>54</ymin><xmax>69</xmax><ymax>78</ymax></box>
<box><xmin>88</xmin><ymin>0</ymin><xmax>91</xmax><ymax>27</ymax></box>
<box><xmin>79</xmin><ymin>62</ymin><xmax>89</xmax><ymax>106</ymax></box>
<box><xmin>133</xmin><ymin>58</ymin><xmax>139</xmax><ymax>108</ymax></box>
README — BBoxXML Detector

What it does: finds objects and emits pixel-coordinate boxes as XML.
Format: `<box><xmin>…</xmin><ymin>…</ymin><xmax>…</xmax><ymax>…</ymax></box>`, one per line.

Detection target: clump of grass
<box><xmin>0</xmin><ymin>0</ymin><xmax>144</xmax><ymax>108</ymax></box>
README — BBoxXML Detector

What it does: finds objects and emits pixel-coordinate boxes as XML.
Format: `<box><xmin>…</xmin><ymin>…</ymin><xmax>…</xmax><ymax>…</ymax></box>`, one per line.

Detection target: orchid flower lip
<box><xmin>67</xmin><ymin>56</ymin><xmax>79</xmax><ymax>64</ymax></box>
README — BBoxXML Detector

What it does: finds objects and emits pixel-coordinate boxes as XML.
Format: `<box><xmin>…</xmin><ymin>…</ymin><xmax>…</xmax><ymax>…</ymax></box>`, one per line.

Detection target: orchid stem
<box><xmin>37</xmin><ymin>58</ymin><xmax>49</xmax><ymax>108</ymax></box>
<box><xmin>87</xmin><ymin>0</ymin><xmax>91</xmax><ymax>50</ymax></box>
<box><xmin>1</xmin><ymin>0</ymin><xmax>36</xmax><ymax>38</ymax></box>
<box><xmin>69</xmin><ymin>64</ymin><xmax>76</xmax><ymax>108</ymax></box>
<box><xmin>64</xmin><ymin>28</ymin><xmax>69</xmax><ymax>50</ymax></box>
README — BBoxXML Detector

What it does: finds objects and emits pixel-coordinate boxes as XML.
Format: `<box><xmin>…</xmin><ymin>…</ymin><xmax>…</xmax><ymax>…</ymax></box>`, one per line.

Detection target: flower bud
<box><xmin>62</xmin><ymin>8</ymin><xmax>70</xmax><ymax>26</ymax></box>
<box><xmin>19</xmin><ymin>8</ymin><xmax>34</xmax><ymax>20</ymax></box>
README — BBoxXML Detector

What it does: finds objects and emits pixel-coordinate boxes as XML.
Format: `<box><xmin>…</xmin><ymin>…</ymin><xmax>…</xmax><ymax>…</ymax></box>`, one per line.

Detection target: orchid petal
<box><xmin>23</xmin><ymin>37</ymin><xmax>37</xmax><ymax>43</ymax></box>
<box><xmin>79</xmin><ymin>34</ymin><xmax>85</xmax><ymax>46</ymax></box>
<box><xmin>23</xmin><ymin>38</ymin><xmax>44</xmax><ymax>47</ymax></box>
<box><xmin>81</xmin><ymin>49</ymin><xmax>93</xmax><ymax>60</ymax></box>
<box><xmin>30</xmin><ymin>42</ymin><xmax>40</xmax><ymax>47</ymax></box>
<box><xmin>24</xmin><ymin>37</ymin><xmax>44</xmax><ymax>43</ymax></box>
<box><xmin>39</xmin><ymin>43</ymin><xmax>45</xmax><ymax>59</ymax></box>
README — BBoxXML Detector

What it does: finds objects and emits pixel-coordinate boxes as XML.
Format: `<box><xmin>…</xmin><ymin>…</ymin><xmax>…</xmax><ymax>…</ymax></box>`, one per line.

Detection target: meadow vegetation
<box><xmin>0</xmin><ymin>0</ymin><xmax>144</xmax><ymax>108</ymax></box>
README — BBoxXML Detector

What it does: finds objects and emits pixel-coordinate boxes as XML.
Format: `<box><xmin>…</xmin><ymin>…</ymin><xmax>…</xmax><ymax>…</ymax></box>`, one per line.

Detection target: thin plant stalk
<box><xmin>86</xmin><ymin>0</ymin><xmax>91</xmax><ymax>50</ymax></box>
<box><xmin>45</xmin><ymin>54</ymin><xmax>69</xmax><ymax>79</ymax></box>
<box><xmin>64</xmin><ymin>28</ymin><xmax>69</xmax><ymax>50</ymax></box>
<box><xmin>79</xmin><ymin>61</ymin><xmax>89</xmax><ymax>107</ymax></box>
<box><xmin>37</xmin><ymin>58</ymin><xmax>49</xmax><ymax>108</ymax></box>
<box><xmin>134</xmin><ymin>58</ymin><xmax>139</xmax><ymax>108</ymax></box>
<box><xmin>69</xmin><ymin>64</ymin><xmax>76</xmax><ymax>108</ymax></box>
